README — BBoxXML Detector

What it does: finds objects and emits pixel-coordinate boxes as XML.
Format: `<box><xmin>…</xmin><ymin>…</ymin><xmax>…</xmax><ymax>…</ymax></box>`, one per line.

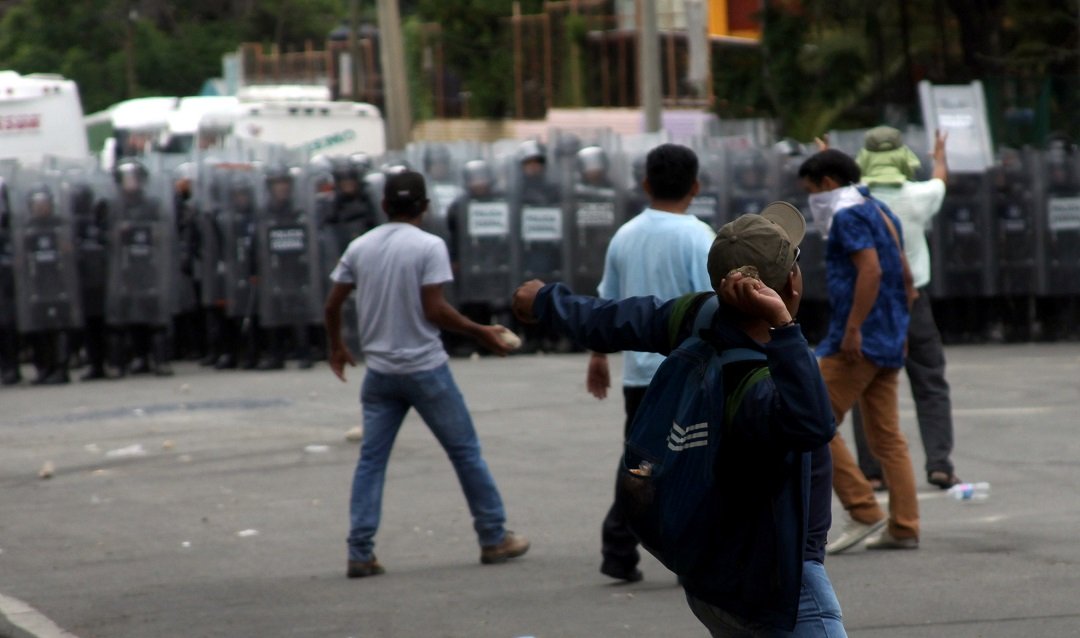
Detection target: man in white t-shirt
<box><xmin>324</xmin><ymin>171</ymin><xmax>529</xmax><ymax>578</ymax></box>
<box><xmin>852</xmin><ymin>127</ymin><xmax>961</xmax><ymax>490</ymax></box>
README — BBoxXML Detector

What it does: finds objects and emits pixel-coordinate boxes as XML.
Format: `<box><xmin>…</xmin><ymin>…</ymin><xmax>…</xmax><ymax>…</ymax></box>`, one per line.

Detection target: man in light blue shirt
<box><xmin>589</xmin><ymin>143</ymin><xmax>715</xmax><ymax>582</ymax></box>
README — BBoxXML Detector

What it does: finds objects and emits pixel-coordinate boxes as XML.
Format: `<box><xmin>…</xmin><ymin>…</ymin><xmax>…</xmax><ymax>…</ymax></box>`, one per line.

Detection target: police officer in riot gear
<box><xmin>70</xmin><ymin>181</ymin><xmax>110</xmax><ymax>380</ymax></box>
<box><xmin>624</xmin><ymin>156</ymin><xmax>649</xmax><ymax>220</ymax></box>
<box><xmin>0</xmin><ymin>181</ymin><xmax>20</xmax><ymax>385</ymax></box>
<box><xmin>446</xmin><ymin>158</ymin><xmax>512</xmax><ymax>338</ymax></box>
<box><xmin>255</xmin><ymin>165</ymin><xmax>314</xmax><ymax>370</ymax></box>
<box><xmin>17</xmin><ymin>185</ymin><xmax>76</xmax><ymax>384</ymax></box>
<box><xmin>173</xmin><ymin>162</ymin><xmax>205</xmax><ymax>360</ymax></box>
<box><xmin>107</xmin><ymin>159</ymin><xmax>173</xmax><ymax>377</ymax></box>
<box><xmin>215</xmin><ymin>174</ymin><xmax>261</xmax><ymax>369</ymax></box>
<box><xmin>326</xmin><ymin>155</ymin><xmax>378</xmax><ymax>249</ymax></box>
<box><xmin>570</xmin><ymin>145</ymin><xmax>620</xmax><ymax>296</ymax></box>
<box><xmin>515</xmin><ymin>140</ymin><xmax>565</xmax><ymax>351</ymax></box>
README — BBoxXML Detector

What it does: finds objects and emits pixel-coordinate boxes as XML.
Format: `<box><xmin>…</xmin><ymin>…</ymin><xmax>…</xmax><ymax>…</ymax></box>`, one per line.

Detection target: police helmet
<box><xmin>517</xmin><ymin>140</ymin><xmax>546</xmax><ymax>164</ymax></box>
<box><xmin>462</xmin><ymin>159</ymin><xmax>495</xmax><ymax>189</ymax></box>
<box><xmin>114</xmin><ymin>158</ymin><xmax>149</xmax><ymax>185</ymax></box>
<box><xmin>576</xmin><ymin>146</ymin><xmax>609</xmax><ymax>175</ymax></box>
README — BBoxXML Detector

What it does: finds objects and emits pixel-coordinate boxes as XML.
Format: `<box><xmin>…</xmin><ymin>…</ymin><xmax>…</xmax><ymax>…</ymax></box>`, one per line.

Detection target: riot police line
<box><xmin>3</xmin><ymin>133</ymin><xmax>1080</xmax><ymax>386</ymax></box>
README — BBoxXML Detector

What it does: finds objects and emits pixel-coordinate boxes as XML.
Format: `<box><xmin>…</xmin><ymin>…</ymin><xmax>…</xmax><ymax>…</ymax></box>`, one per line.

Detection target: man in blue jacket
<box><xmin>512</xmin><ymin>203</ymin><xmax>844</xmax><ymax>636</ymax></box>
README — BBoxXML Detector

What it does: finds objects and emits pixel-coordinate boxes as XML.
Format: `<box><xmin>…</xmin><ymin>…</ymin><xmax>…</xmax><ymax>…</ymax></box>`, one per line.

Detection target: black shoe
<box><xmin>297</xmin><ymin>357</ymin><xmax>314</xmax><ymax>370</ymax></box>
<box><xmin>129</xmin><ymin>358</ymin><xmax>151</xmax><ymax>375</ymax></box>
<box><xmin>256</xmin><ymin>357</ymin><xmax>285</xmax><ymax>371</ymax></box>
<box><xmin>1</xmin><ymin>370</ymin><xmax>20</xmax><ymax>386</ymax></box>
<box><xmin>214</xmin><ymin>354</ymin><xmax>237</xmax><ymax>370</ymax></box>
<box><xmin>600</xmin><ymin>560</ymin><xmax>643</xmax><ymax>583</ymax></box>
<box><xmin>154</xmin><ymin>363</ymin><xmax>174</xmax><ymax>377</ymax></box>
<box><xmin>40</xmin><ymin>370</ymin><xmax>70</xmax><ymax>385</ymax></box>
<box><xmin>199</xmin><ymin>353</ymin><xmax>217</xmax><ymax>367</ymax></box>
<box><xmin>80</xmin><ymin>367</ymin><xmax>108</xmax><ymax>381</ymax></box>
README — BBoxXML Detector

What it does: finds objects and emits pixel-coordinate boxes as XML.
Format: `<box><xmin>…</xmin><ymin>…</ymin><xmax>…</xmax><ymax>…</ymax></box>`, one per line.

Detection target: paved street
<box><xmin>1</xmin><ymin>344</ymin><xmax>1079</xmax><ymax>637</ymax></box>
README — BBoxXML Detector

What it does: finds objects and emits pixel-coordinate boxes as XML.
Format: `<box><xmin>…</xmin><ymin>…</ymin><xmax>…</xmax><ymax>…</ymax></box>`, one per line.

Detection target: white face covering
<box><xmin>807</xmin><ymin>185</ymin><xmax>864</xmax><ymax>235</ymax></box>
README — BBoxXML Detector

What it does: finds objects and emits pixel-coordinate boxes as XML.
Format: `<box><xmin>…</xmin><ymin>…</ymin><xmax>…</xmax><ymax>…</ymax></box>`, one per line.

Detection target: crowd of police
<box><xmin>3</xmin><ymin>132</ymin><xmax>1080</xmax><ymax>386</ymax></box>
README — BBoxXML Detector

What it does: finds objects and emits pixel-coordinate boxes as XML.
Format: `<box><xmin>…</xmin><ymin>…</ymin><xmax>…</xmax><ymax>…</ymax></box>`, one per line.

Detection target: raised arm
<box><xmin>513</xmin><ymin>281</ymin><xmax>685</xmax><ymax>355</ymax></box>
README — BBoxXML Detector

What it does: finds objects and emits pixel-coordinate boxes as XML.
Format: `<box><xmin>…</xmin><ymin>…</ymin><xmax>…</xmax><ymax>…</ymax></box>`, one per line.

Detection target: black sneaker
<box><xmin>347</xmin><ymin>557</ymin><xmax>386</xmax><ymax>578</ymax></box>
<box><xmin>600</xmin><ymin>560</ymin><xmax>643</xmax><ymax>583</ymax></box>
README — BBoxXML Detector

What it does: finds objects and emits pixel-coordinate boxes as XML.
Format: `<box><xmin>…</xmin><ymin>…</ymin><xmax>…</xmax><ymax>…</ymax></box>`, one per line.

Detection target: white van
<box><xmin>206</xmin><ymin>100</ymin><xmax>386</xmax><ymax>157</ymax></box>
<box><xmin>0</xmin><ymin>71</ymin><xmax>89</xmax><ymax>164</ymax></box>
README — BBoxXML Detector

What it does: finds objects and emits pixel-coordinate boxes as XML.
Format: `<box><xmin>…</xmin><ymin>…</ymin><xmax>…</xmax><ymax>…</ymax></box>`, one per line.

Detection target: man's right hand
<box><xmin>512</xmin><ymin>279</ymin><xmax>546</xmax><ymax>324</ymax></box>
<box><xmin>586</xmin><ymin>352</ymin><xmax>610</xmax><ymax>400</ymax></box>
<box><xmin>329</xmin><ymin>345</ymin><xmax>357</xmax><ymax>382</ymax></box>
<box><xmin>475</xmin><ymin>325</ymin><xmax>514</xmax><ymax>357</ymax></box>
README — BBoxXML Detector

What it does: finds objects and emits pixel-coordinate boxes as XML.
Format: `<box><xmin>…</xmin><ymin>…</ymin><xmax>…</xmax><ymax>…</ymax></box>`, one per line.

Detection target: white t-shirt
<box><xmin>868</xmin><ymin>179</ymin><xmax>946</xmax><ymax>289</ymax></box>
<box><xmin>330</xmin><ymin>222</ymin><xmax>453</xmax><ymax>374</ymax></box>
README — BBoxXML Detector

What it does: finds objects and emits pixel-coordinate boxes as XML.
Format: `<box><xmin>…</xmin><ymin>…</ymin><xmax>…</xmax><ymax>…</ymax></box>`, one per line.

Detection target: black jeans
<box><xmin>853</xmin><ymin>287</ymin><xmax>955</xmax><ymax>478</ymax></box>
<box><xmin>601</xmin><ymin>385</ymin><xmax>649</xmax><ymax>569</ymax></box>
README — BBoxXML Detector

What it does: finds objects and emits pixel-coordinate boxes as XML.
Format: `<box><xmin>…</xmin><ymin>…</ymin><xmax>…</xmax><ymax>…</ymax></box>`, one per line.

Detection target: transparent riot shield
<box><xmin>256</xmin><ymin>166</ymin><xmax>322</xmax><ymax>328</ymax></box>
<box><xmin>510</xmin><ymin>139</ymin><xmax>567</xmax><ymax>284</ymax></box>
<box><xmin>566</xmin><ymin>143</ymin><xmax>627</xmax><ymax>296</ymax></box>
<box><xmin>723</xmin><ymin>147</ymin><xmax>775</xmax><ymax>225</ymax></box>
<box><xmin>419</xmin><ymin>141</ymin><xmax>477</xmax><ymax>244</ymax></box>
<box><xmin>63</xmin><ymin>171</ymin><xmax>108</xmax><ymax>321</ymax></box>
<box><xmin>0</xmin><ymin>175</ymin><xmax>18</xmax><ymax>329</ymax></box>
<box><xmin>103</xmin><ymin>163</ymin><xmax>176</xmax><ymax>328</ymax></box>
<box><xmin>773</xmin><ymin>147</ymin><xmax>829</xmax><ymax>342</ymax></box>
<box><xmin>930</xmin><ymin>171</ymin><xmax>994</xmax><ymax>341</ymax></box>
<box><xmin>452</xmin><ymin>157</ymin><xmax>514</xmax><ymax>313</ymax></box>
<box><xmin>687</xmin><ymin>147</ymin><xmax>724</xmax><ymax>228</ymax></box>
<box><xmin>1037</xmin><ymin>147</ymin><xmax>1080</xmax><ymax>339</ymax></box>
<box><xmin>620</xmin><ymin>132</ymin><xmax>670</xmax><ymax>220</ymax></box>
<box><xmin>11</xmin><ymin>176</ymin><xmax>84</xmax><ymax>333</ymax></box>
<box><xmin>219</xmin><ymin>168</ymin><xmax>261</xmax><ymax>320</ymax></box>
<box><xmin>196</xmin><ymin>160</ymin><xmax>227</xmax><ymax>310</ymax></box>
<box><xmin>988</xmin><ymin>149</ymin><xmax>1039</xmax><ymax>340</ymax></box>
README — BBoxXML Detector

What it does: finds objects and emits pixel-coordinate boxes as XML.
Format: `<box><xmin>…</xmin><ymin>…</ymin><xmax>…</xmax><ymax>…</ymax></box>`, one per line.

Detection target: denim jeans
<box><xmin>347</xmin><ymin>363</ymin><xmax>507</xmax><ymax>561</ymax></box>
<box><xmin>686</xmin><ymin>561</ymin><xmax>847</xmax><ymax>637</ymax></box>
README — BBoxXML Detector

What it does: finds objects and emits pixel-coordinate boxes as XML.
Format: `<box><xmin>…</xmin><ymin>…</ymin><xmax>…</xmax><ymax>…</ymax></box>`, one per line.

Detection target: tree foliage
<box><xmin>0</xmin><ymin>0</ymin><xmax>341</xmax><ymax>113</ymax></box>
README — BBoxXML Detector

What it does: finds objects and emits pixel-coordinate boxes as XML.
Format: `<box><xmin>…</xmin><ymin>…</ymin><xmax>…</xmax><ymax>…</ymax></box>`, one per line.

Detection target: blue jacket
<box><xmin>533</xmin><ymin>283</ymin><xmax>836</xmax><ymax>631</ymax></box>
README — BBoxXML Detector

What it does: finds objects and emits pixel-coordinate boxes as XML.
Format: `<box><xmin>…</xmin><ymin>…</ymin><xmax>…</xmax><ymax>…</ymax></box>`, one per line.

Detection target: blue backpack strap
<box><xmin>689</xmin><ymin>294</ymin><xmax>718</xmax><ymax>340</ymax></box>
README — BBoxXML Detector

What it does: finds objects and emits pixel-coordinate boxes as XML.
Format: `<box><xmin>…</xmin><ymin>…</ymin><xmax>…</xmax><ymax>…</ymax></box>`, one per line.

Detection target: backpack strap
<box><xmin>690</xmin><ymin>294</ymin><xmax>719</xmax><ymax>339</ymax></box>
<box><xmin>714</xmin><ymin>347</ymin><xmax>769</xmax><ymax>426</ymax></box>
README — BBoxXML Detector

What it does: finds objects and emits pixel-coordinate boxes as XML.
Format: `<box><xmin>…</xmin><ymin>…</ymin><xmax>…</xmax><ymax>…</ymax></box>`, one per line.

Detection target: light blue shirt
<box><xmin>597</xmin><ymin>208</ymin><xmax>715</xmax><ymax>386</ymax></box>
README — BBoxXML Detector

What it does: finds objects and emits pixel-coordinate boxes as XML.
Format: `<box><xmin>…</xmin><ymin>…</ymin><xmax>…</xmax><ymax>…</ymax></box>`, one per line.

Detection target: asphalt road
<box><xmin>1</xmin><ymin>344</ymin><xmax>1079</xmax><ymax>637</ymax></box>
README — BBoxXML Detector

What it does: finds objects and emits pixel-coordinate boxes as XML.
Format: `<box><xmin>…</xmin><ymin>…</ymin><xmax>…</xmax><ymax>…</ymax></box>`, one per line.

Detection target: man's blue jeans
<box><xmin>685</xmin><ymin>561</ymin><xmax>847</xmax><ymax>637</ymax></box>
<box><xmin>348</xmin><ymin>363</ymin><xmax>507</xmax><ymax>561</ymax></box>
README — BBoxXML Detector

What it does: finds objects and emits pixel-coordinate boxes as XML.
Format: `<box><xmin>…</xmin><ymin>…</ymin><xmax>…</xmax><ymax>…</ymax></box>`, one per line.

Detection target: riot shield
<box><xmin>723</xmin><ymin>147</ymin><xmax>774</xmax><ymax>226</ymax></box>
<box><xmin>929</xmin><ymin>172</ymin><xmax>994</xmax><ymax>341</ymax></box>
<box><xmin>566</xmin><ymin>144</ymin><xmax>627</xmax><ymax>296</ymax></box>
<box><xmin>451</xmin><ymin>158</ymin><xmax>514</xmax><ymax>312</ymax></box>
<box><xmin>687</xmin><ymin>147</ymin><xmax>724</xmax><ymax>228</ymax></box>
<box><xmin>104</xmin><ymin>163</ymin><xmax>177</xmax><ymax>327</ymax></box>
<box><xmin>65</xmin><ymin>173</ymin><xmax>108</xmax><ymax>320</ymax></box>
<box><xmin>11</xmin><ymin>176</ymin><xmax>83</xmax><ymax>333</ymax></box>
<box><xmin>256</xmin><ymin>166</ymin><xmax>322</xmax><ymax>328</ymax></box>
<box><xmin>510</xmin><ymin>140</ymin><xmax>567</xmax><ymax>284</ymax></box>
<box><xmin>773</xmin><ymin>147</ymin><xmax>828</xmax><ymax>342</ymax></box>
<box><xmin>1038</xmin><ymin>147</ymin><xmax>1080</xmax><ymax>339</ymax></box>
<box><xmin>219</xmin><ymin>169</ymin><xmax>261</xmax><ymax>320</ymax></box>
<box><xmin>196</xmin><ymin>161</ymin><xmax>227</xmax><ymax>310</ymax></box>
<box><xmin>0</xmin><ymin>176</ymin><xmax>17</xmax><ymax>329</ymax></box>
<box><xmin>990</xmin><ymin>148</ymin><xmax>1040</xmax><ymax>340</ymax></box>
